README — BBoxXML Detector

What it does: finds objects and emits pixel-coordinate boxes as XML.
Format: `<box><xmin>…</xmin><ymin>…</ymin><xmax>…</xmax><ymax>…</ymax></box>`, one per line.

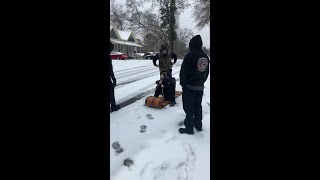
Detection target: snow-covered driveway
<box><xmin>110</xmin><ymin>60</ymin><xmax>210</xmax><ymax>180</ymax></box>
<box><xmin>113</xmin><ymin>60</ymin><xmax>183</xmax><ymax>106</ymax></box>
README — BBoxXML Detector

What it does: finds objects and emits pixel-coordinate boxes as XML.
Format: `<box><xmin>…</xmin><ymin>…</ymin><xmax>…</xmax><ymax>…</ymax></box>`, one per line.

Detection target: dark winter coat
<box><xmin>154</xmin><ymin>76</ymin><xmax>176</xmax><ymax>101</ymax></box>
<box><xmin>153</xmin><ymin>45</ymin><xmax>178</xmax><ymax>72</ymax></box>
<box><xmin>155</xmin><ymin>76</ymin><xmax>176</xmax><ymax>86</ymax></box>
<box><xmin>179</xmin><ymin>35</ymin><xmax>209</xmax><ymax>90</ymax></box>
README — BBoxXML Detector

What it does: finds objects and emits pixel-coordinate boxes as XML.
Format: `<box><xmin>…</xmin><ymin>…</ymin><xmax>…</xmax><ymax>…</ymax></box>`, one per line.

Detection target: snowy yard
<box><xmin>110</xmin><ymin>59</ymin><xmax>210</xmax><ymax>180</ymax></box>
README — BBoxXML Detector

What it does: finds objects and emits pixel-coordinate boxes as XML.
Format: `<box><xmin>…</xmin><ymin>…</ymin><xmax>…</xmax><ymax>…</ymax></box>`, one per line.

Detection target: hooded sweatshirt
<box><xmin>153</xmin><ymin>45</ymin><xmax>177</xmax><ymax>72</ymax></box>
<box><xmin>179</xmin><ymin>35</ymin><xmax>209</xmax><ymax>90</ymax></box>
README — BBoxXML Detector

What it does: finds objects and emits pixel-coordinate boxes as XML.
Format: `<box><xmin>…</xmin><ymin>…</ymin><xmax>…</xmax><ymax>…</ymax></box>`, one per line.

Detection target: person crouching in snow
<box><xmin>154</xmin><ymin>73</ymin><xmax>176</xmax><ymax>106</ymax></box>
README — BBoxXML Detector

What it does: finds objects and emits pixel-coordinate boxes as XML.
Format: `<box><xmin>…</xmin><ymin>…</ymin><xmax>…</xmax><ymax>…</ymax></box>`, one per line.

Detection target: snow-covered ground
<box><xmin>110</xmin><ymin>59</ymin><xmax>210</xmax><ymax>180</ymax></box>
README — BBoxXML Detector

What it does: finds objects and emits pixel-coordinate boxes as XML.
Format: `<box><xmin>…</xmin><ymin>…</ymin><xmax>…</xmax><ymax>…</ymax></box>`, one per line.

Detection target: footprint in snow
<box><xmin>183</xmin><ymin>143</ymin><xmax>196</xmax><ymax>166</ymax></box>
<box><xmin>139</xmin><ymin>161</ymin><xmax>153</xmax><ymax>178</ymax></box>
<box><xmin>161</xmin><ymin>162</ymin><xmax>171</xmax><ymax>171</ymax></box>
<box><xmin>112</xmin><ymin>141</ymin><xmax>124</xmax><ymax>155</ymax></box>
<box><xmin>140</xmin><ymin>125</ymin><xmax>147</xmax><ymax>133</ymax></box>
<box><xmin>146</xmin><ymin>114</ymin><xmax>154</xmax><ymax>119</ymax></box>
<box><xmin>176</xmin><ymin>162</ymin><xmax>189</xmax><ymax>180</ymax></box>
<box><xmin>123</xmin><ymin>158</ymin><xmax>134</xmax><ymax>167</ymax></box>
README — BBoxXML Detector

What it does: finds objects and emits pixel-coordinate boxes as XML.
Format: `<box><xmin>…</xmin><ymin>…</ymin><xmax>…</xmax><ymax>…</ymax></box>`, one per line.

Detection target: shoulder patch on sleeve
<box><xmin>197</xmin><ymin>57</ymin><xmax>209</xmax><ymax>72</ymax></box>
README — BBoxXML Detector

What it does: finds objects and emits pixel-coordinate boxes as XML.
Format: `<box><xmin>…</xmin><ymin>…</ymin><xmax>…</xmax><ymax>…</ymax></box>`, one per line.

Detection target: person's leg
<box><xmin>194</xmin><ymin>90</ymin><xmax>204</xmax><ymax>131</ymax></box>
<box><xmin>171</xmin><ymin>77</ymin><xmax>176</xmax><ymax>93</ymax></box>
<box><xmin>164</xmin><ymin>85</ymin><xmax>175</xmax><ymax>105</ymax></box>
<box><xmin>167</xmin><ymin>69</ymin><xmax>173</xmax><ymax>78</ymax></box>
<box><xmin>110</xmin><ymin>81</ymin><xmax>120</xmax><ymax>111</ymax></box>
<box><xmin>154</xmin><ymin>86</ymin><xmax>161</xmax><ymax>97</ymax></box>
<box><xmin>179</xmin><ymin>87</ymin><xmax>195</xmax><ymax>134</ymax></box>
<box><xmin>160</xmin><ymin>70</ymin><xmax>166</xmax><ymax>77</ymax></box>
<box><xmin>110</xmin><ymin>83</ymin><xmax>116</xmax><ymax>108</ymax></box>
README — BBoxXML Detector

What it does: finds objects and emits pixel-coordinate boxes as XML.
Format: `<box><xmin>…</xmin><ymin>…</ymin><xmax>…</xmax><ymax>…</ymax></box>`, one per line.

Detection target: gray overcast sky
<box><xmin>178</xmin><ymin>1</ymin><xmax>210</xmax><ymax>48</ymax></box>
<box><xmin>112</xmin><ymin>0</ymin><xmax>210</xmax><ymax>48</ymax></box>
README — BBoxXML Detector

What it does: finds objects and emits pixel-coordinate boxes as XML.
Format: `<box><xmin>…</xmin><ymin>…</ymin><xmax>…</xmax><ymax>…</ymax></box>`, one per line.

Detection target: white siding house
<box><xmin>110</xmin><ymin>26</ymin><xmax>143</xmax><ymax>58</ymax></box>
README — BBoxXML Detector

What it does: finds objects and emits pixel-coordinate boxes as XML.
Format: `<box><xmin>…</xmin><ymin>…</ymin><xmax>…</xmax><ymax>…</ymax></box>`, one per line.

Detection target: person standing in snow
<box><xmin>153</xmin><ymin>44</ymin><xmax>178</xmax><ymax>78</ymax></box>
<box><xmin>179</xmin><ymin>35</ymin><xmax>210</xmax><ymax>134</ymax></box>
<box><xmin>110</xmin><ymin>41</ymin><xmax>120</xmax><ymax>112</ymax></box>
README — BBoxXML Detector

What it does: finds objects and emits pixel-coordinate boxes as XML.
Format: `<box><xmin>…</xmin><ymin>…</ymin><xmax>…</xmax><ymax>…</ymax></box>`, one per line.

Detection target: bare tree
<box><xmin>125</xmin><ymin>0</ymin><xmax>190</xmax><ymax>50</ymax></box>
<box><xmin>192</xmin><ymin>0</ymin><xmax>210</xmax><ymax>29</ymax></box>
<box><xmin>173</xmin><ymin>27</ymin><xmax>194</xmax><ymax>57</ymax></box>
<box><xmin>141</xmin><ymin>33</ymin><xmax>161</xmax><ymax>53</ymax></box>
<box><xmin>202</xmin><ymin>46</ymin><xmax>210</xmax><ymax>56</ymax></box>
<box><xmin>125</xmin><ymin>0</ymin><xmax>169</xmax><ymax>44</ymax></box>
<box><xmin>110</xmin><ymin>2</ymin><xmax>129</xmax><ymax>30</ymax></box>
<box><xmin>177</xmin><ymin>28</ymin><xmax>194</xmax><ymax>46</ymax></box>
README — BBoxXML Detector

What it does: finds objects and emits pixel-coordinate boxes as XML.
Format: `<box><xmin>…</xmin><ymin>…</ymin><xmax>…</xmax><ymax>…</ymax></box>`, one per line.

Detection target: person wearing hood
<box><xmin>179</xmin><ymin>35</ymin><xmax>210</xmax><ymax>135</ymax></box>
<box><xmin>153</xmin><ymin>44</ymin><xmax>178</xmax><ymax>78</ymax></box>
<box><xmin>110</xmin><ymin>41</ymin><xmax>120</xmax><ymax>112</ymax></box>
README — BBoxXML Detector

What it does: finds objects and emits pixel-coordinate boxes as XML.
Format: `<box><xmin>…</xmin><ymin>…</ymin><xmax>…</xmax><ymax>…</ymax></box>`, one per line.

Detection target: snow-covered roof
<box><xmin>111</xmin><ymin>39</ymin><xmax>143</xmax><ymax>47</ymax></box>
<box><xmin>117</xmin><ymin>30</ymin><xmax>132</xmax><ymax>41</ymax></box>
<box><xmin>110</xmin><ymin>25</ymin><xmax>141</xmax><ymax>47</ymax></box>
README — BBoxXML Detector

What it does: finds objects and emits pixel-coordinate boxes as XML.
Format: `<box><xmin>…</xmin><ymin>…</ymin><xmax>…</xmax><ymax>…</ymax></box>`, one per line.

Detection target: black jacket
<box><xmin>156</xmin><ymin>76</ymin><xmax>176</xmax><ymax>86</ymax></box>
<box><xmin>179</xmin><ymin>35</ymin><xmax>209</xmax><ymax>89</ymax></box>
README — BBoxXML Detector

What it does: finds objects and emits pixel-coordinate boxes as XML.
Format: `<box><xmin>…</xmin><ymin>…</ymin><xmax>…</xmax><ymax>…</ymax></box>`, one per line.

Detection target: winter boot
<box><xmin>179</xmin><ymin>127</ymin><xmax>194</xmax><ymax>135</ymax></box>
<box><xmin>195</xmin><ymin>126</ymin><xmax>203</xmax><ymax>132</ymax></box>
<box><xmin>170</xmin><ymin>101</ymin><xmax>176</xmax><ymax>106</ymax></box>
<box><xmin>195</xmin><ymin>120</ymin><xmax>203</xmax><ymax>131</ymax></box>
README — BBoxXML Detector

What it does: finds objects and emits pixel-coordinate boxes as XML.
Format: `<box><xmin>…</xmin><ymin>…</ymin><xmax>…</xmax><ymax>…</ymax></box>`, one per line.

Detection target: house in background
<box><xmin>110</xmin><ymin>25</ymin><xmax>143</xmax><ymax>58</ymax></box>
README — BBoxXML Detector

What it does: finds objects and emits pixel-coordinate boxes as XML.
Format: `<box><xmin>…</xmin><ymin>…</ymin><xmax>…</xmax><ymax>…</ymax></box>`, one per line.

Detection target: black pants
<box><xmin>154</xmin><ymin>84</ymin><xmax>175</xmax><ymax>102</ymax></box>
<box><xmin>160</xmin><ymin>69</ymin><xmax>173</xmax><ymax>78</ymax></box>
<box><xmin>110</xmin><ymin>81</ymin><xmax>116</xmax><ymax>108</ymax></box>
<box><xmin>182</xmin><ymin>87</ymin><xmax>204</xmax><ymax>129</ymax></box>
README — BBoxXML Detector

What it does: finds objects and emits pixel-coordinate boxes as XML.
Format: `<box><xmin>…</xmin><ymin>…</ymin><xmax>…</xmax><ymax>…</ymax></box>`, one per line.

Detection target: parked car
<box><xmin>128</xmin><ymin>52</ymin><xmax>145</xmax><ymax>59</ymax></box>
<box><xmin>145</xmin><ymin>54</ymin><xmax>156</xmax><ymax>60</ymax></box>
<box><xmin>145</xmin><ymin>52</ymin><xmax>158</xmax><ymax>60</ymax></box>
<box><xmin>110</xmin><ymin>51</ymin><xmax>128</xmax><ymax>60</ymax></box>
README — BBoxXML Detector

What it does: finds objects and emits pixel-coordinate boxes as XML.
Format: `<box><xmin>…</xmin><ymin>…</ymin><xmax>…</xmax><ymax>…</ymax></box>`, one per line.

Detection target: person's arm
<box><xmin>153</xmin><ymin>54</ymin><xmax>159</xmax><ymax>67</ymax></box>
<box><xmin>179</xmin><ymin>54</ymin><xmax>191</xmax><ymax>87</ymax></box>
<box><xmin>171</xmin><ymin>52</ymin><xmax>177</xmax><ymax>63</ymax></box>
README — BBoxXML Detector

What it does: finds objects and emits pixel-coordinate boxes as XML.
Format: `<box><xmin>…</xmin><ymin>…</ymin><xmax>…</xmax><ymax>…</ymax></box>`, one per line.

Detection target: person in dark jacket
<box><xmin>154</xmin><ymin>73</ymin><xmax>177</xmax><ymax>106</ymax></box>
<box><xmin>179</xmin><ymin>35</ymin><xmax>210</xmax><ymax>134</ymax></box>
<box><xmin>110</xmin><ymin>41</ymin><xmax>120</xmax><ymax>112</ymax></box>
<box><xmin>153</xmin><ymin>44</ymin><xmax>178</xmax><ymax>78</ymax></box>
